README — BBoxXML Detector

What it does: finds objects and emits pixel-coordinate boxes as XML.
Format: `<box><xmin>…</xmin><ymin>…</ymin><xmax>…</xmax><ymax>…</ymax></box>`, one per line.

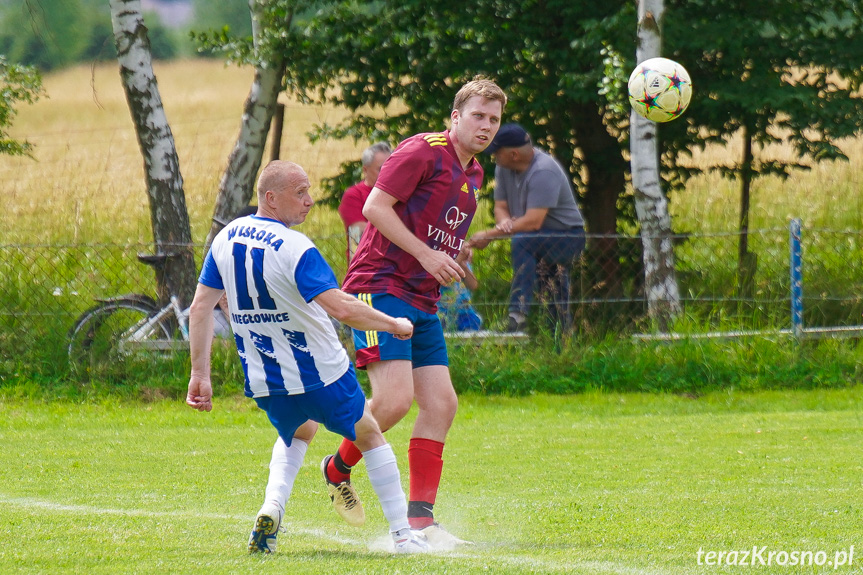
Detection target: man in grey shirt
<box><xmin>469</xmin><ymin>124</ymin><xmax>585</xmax><ymax>332</ymax></box>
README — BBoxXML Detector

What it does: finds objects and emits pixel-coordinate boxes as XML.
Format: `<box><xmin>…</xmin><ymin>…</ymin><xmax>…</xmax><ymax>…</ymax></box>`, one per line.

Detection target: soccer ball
<box><xmin>628</xmin><ymin>58</ymin><xmax>692</xmax><ymax>123</ymax></box>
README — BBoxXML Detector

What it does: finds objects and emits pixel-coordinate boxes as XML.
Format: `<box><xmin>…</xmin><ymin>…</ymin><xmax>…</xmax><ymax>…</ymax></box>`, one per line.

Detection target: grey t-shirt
<box><xmin>493</xmin><ymin>148</ymin><xmax>584</xmax><ymax>230</ymax></box>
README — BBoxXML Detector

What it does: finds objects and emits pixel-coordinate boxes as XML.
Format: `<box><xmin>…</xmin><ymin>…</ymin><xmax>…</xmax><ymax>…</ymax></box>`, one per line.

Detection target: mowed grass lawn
<box><xmin>1</xmin><ymin>389</ymin><xmax>862</xmax><ymax>575</ymax></box>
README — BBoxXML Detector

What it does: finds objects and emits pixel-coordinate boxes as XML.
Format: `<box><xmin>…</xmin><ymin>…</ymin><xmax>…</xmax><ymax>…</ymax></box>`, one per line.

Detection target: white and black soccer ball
<box><xmin>628</xmin><ymin>57</ymin><xmax>692</xmax><ymax>123</ymax></box>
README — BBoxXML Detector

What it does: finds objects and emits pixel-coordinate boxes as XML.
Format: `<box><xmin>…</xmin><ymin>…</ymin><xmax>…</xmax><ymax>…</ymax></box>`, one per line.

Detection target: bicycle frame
<box><xmin>119</xmin><ymin>295</ymin><xmax>190</xmax><ymax>353</ymax></box>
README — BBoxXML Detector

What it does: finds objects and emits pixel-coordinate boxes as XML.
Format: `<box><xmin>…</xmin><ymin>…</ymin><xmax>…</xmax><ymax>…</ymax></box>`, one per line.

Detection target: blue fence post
<box><xmin>789</xmin><ymin>218</ymin><xmax>803</xmax><ymax>340</ymax></box>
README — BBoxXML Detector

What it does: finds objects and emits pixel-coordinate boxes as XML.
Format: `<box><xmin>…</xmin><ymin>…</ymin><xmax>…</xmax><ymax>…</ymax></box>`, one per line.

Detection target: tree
<box><xmin>630</xmin><ymin>0</ymin><xmax>681</xmax><ymax>326</ymax></box>
<box><xmin>661</xmin><ymin>0</ymin><xmax>863</xmax><ymax>296</ymax></box>
<box><xmin>281</xmin><ymin>0</ymin><xmax>636</xmax><ymax>302</ymax></box>
<box><xmin>195</xmin><ymin>0</ymin><xmax>290</xmax><ymax>250</ymax></box>
<box><xmin>0</xmin><ymin>56</ymin><xmax>43</xmax><ymax>157</ymax></box>
<box><xmin>209</xmin><ymin>0</ymin><xmax>863</xmax><ymax>328</ymax></box>
<box><xmin>109</xmin><ymin>0</ymin><xmax>196</xmax><ymax>306</ymax></box>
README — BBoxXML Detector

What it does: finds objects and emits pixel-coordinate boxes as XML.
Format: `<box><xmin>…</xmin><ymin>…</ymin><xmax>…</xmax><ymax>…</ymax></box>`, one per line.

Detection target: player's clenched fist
<box><xmin>186</xmin><ymin>376</ymin><xmax>213</xmax><ymax>412</ymax></box>
<box><xmin>390</xmin><ymin>317</ymin><xmax>414</xmax><ymax>340</ymax></box>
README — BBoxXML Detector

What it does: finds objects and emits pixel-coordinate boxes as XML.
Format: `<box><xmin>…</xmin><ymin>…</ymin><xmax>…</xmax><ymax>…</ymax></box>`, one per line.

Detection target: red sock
<box><xmin>407</xmin><ymin>438</ymin><xmax>444</xmax><ymax>529</ymax></box>
<box><xmin>326</xmin><ymin>438</ymin><xmax>363</xmax><ymax>484</ymax></box>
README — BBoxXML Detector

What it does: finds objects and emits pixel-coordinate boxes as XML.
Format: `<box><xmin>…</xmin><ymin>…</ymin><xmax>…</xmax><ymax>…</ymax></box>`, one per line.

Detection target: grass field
<box><xmin>2</xmin><ymin>389</ymin><xmax>862</xmax><ymax>574</ymax></box>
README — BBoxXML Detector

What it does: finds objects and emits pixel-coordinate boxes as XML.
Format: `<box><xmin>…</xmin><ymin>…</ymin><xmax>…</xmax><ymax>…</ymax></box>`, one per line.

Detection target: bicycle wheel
<box><xmin>67</xmin><ymin>297</ymin><xmax>173</xmax><ymax>371</ymax></box>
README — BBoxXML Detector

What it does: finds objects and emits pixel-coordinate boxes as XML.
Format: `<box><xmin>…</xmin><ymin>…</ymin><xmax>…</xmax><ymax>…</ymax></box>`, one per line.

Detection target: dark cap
<box><xmin>485</xmin><ymin>123</ymin><xmax>531</xmax><ymax>154</ymax></box>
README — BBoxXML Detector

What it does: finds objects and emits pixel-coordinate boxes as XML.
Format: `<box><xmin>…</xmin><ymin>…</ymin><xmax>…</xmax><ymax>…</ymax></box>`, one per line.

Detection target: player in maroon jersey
<box><xmin>321</xmin><ymin>77</ymin><xmax>507</xmax><ymax>548</ymax></box>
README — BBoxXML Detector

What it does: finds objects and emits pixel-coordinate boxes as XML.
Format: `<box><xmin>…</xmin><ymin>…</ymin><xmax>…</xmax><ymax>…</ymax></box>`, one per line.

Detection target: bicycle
<box><xmin>67</xmin><ymin>252</ymin><xmax>191</xmax><ymax>370</ymax></box>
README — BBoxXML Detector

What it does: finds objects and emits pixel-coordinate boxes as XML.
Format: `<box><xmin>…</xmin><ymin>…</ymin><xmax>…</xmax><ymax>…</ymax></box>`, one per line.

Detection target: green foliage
<box><xmin>448</xmin><ymin>330</ymin><xmax>863</xmax><ymax>396</ymax></box>
<box><xmin>211</xmin><ymin>0</ymin><xmax>863</xmax><ymax>234</ymax></box>
<box><xmin>190</xmin><ymin>0</ymin><xmax>252</xmax><ymax>40</ymax></box>
<box><xmin>143</xmin><ymin>12</ymin><xmax>179</xmax><ymax>61</ymax></box>
<box><xmin>315</xmin><ymin>157</ymin><xmax>362</xmax><ymax>211</ymax></box>
<box><xmin>0</xmin><ymin>56</ymin><xmax>42</xmax><ymax>157</ymax></box>
<box><xmin>664</xmin><ymin>0</ymin><xmax>863</xmax><ymax>188</ymax></box>
<box><xmin>182</xmin><ymin>0</ymin><xmax>863</xmax><ymax>313</ymax></box>
<box><xmin>275</xmin><ymin>0</ymin><xmax>637</xmax><ymax>212</ymax></box>
<box><xmin>6</xmin><ymin>231</ymin><xmax>862</xmax><ymax>396</ymax></box>
<box><xmin>60</xmin><ymin>343</ymin><xmax>244</xmax><ymax>401</ymax></box>
<box><xmin>0</xmin><ymin>0</ymin><xmax>185</xmax><ymax>70</ymax></box>
<box><xmin>79</xmin><ymin>9</ymin><xmax>117</xmax><ymax>62</ymax></box>
<box><xmin>0</xmin><ymin>0</ymin><xmax>93</xmax><ymax>70</ymax></box>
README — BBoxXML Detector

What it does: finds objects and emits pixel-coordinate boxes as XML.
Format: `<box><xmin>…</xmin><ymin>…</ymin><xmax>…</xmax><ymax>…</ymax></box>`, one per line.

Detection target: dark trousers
<box><xmin>509</xmin><ymin>228</ymin><xmax>586</xmax><ymax>327</ymax></box>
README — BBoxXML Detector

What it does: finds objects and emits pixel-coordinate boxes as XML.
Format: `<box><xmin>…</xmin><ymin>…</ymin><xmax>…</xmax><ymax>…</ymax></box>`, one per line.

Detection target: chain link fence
<box><xmin>3</xmin><ymin>224</ymin><xmax>863</xmax><ymax>380</ymax></box>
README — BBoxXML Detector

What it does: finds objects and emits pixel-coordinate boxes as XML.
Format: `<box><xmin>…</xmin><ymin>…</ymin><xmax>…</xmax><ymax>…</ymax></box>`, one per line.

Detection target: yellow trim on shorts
<box><xmin>359</xmin><ymin>293</ymin><xmax>379</xmax><ymax>347</ymax></box>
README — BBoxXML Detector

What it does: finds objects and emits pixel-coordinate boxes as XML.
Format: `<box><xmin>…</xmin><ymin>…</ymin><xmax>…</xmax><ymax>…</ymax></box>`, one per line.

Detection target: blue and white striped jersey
<box><xmin>199</xmin><ymin>215</ymin><xmax>350</xmax><ymax>398</ymax></box>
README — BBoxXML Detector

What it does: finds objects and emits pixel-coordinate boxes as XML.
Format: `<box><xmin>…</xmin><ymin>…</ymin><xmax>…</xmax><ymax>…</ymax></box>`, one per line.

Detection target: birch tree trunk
<box><xmin>109</xmin><ymin>0</ymin><xmax>196</xmax><ymax>307</ymax></box>
<box><xmin>630</xmin><ymin>0</ymin><xmax>681</xmax><ymax>328</ymax></box>
<box><xmin>203</xmin><ymin>0</ymin><xmax>290</xmax><ymax>250</ymax></box>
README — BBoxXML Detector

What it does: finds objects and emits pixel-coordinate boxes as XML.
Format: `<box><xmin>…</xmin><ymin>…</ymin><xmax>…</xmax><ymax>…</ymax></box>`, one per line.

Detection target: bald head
<box><xmin>256</xmin><ymin>161</ymin><xmax>314</xmax><ymax>226</ymax></box>
<box><xmin>257</xmin><ymin>161</ymin><xmax>307</xmax><ymax>200</ymax></box>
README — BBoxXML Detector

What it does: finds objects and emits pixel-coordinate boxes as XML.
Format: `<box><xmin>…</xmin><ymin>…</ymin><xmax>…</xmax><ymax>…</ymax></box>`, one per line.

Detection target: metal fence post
<box><xmin>790</xmin><ymin>218</ymin><xmax>803</xmax><ymax>340</ymax></box>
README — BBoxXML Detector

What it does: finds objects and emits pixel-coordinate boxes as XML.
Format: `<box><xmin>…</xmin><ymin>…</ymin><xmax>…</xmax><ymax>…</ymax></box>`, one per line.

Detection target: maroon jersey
<box><xmin>342</xmin><ymin>131</ymin><xmax>483</xmax><ymax>313</ymax></box>
<box><xmin>338</xmin><ymin>181</ymin><xmax>372</xmax><ymax>228</ymax></box>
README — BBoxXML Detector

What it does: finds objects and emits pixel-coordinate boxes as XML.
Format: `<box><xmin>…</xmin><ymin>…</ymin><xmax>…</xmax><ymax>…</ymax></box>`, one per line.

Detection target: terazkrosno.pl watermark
<box><xmin>696</xmin><ymin>546</ymin><xmax>854</xmax><ymax>569</ymax></box>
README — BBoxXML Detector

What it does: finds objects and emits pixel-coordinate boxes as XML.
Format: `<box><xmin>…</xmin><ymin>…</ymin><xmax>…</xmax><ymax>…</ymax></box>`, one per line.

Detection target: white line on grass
<box><xmin>0</xmin><ymin>494</ymin><xmax>669</xmax><ymax>575</ymax></box>
<box><xmin>0</xmin><ymin>494</ymin><xmax>362</xmax><ymax>547</ymax></box>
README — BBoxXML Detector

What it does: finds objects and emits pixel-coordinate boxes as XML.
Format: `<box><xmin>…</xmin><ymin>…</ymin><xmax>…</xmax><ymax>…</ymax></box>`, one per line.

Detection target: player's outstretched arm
<box><xmin>314</xmin><ymin>288</ymin><xmax>413</xmax><ymax>340</ymax></box>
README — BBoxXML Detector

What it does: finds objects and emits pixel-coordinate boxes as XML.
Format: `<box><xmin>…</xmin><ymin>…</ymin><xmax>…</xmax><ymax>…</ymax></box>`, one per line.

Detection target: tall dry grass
<box><xmin>672</xmin><ymin>132</ymin><xmax>863</xmax><ymax>231</ymax></box>
<box><xmin>1</xmin><ymin>59</ymin><xmax>363</xmax><ymax>244</ymax></box>
<box><xmin>2</xmin><ymin>59</ymin><xmax>862</xmax><ymax>244</ymax></box>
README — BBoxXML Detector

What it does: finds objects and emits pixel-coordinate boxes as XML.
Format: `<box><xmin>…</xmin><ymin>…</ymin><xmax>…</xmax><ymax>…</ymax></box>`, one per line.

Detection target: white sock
<box><xmin>363</xmin><ymin>444</ymin><xmax>410</xmax><ymax>533</ymax></box>
<box><xmin>263</xmin><ymin>436</ymin><xmax>308</xmax><ymax>517</ymax></box>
